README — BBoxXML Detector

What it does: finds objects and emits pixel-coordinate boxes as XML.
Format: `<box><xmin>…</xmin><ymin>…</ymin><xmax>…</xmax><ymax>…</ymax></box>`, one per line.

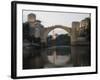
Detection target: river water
<box><xmin>41</xmin><ymin>45</ymin><xmax>90</xmax><ymax>68</ymax></box>
<box><xmin>23</xmin><ymin>45</ymin><xmax>90</xmax><ymax>69</ymax></box>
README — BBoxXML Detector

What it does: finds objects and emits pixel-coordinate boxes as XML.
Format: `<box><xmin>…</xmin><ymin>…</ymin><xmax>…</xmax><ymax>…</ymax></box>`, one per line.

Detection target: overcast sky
<box><xmin>23</xmin><ymin>10</ymin><xmax>90</xmax><ymax>35</ymax></box>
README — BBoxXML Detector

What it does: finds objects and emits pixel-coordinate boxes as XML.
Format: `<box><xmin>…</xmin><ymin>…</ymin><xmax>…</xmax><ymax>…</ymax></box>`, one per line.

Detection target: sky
<box><xmin>23</xmin><ymin>10</ymin><xmax>90</xmax><ymax>35</ymax></box>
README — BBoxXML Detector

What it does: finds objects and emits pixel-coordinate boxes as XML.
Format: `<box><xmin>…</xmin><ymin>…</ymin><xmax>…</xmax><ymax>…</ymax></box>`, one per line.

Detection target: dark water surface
<box><xmin>23</xmin><ymin>45</ymin><xmax>90</xmax><ymax>69</ymax></box>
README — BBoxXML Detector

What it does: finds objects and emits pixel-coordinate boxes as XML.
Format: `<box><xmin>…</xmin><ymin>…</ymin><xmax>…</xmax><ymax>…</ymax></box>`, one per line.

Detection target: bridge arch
<box><xmin>41</xmin><ymin>25</ymin><xmax>71</xmax><ymax>43</ymax></box>
<box><xmin>48</xmin><ymin>28</ymin><xmax>68</xmax><ymax>36</ymax></box>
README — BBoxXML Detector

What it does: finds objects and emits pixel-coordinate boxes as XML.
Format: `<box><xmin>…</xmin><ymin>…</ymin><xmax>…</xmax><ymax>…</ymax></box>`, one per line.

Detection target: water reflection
<box><xmin>47</xmin><ymin>51</ymin><xmax>70</xmax><ymax>66</ymax></box>
<box><xmin>43</xmin><ymin>46</ymin><xmax>72</xmax><ymax>68</ymax></box>
<box><xmin>23</xmin><ymin>45</ymin><xmax>90</xmax><ymax>69</ymax></box>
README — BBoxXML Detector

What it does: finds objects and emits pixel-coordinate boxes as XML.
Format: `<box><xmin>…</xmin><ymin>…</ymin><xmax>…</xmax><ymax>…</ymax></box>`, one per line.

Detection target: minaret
<box><xmin>52</xmin><ymin>30</ymin><xmax>57</xmax><ymax>40</ymax></box>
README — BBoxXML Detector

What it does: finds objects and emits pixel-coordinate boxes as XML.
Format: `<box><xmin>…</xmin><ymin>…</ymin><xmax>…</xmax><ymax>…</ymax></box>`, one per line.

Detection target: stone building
<box><xmin>79</xmin><ymin>17</ymin><xmax>90</xmax><ymax>36</ymax></box>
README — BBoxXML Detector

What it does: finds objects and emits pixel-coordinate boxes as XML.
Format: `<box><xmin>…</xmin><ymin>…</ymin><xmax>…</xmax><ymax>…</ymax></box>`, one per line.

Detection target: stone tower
<box><xmin>71</xmin><ymin>22</ymin><xmax>80</xmax><ymax>44</ymax></box>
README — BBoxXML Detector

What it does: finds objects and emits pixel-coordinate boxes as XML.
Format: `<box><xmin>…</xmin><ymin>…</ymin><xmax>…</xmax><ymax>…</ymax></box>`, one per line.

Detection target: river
<box><xmin>23</xmin><ymin>45</ymin><xmax>90</xmax><ymax>69</ymax></box>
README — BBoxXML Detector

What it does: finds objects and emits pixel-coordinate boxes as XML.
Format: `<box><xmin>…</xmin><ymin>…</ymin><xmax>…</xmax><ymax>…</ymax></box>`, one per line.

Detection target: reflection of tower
<box><xmin>52</xmin><ymin>30</ymin><xmax>57</xmax><ymax>64</ymax></box>
<box><xmin>53</xmin><ymin>51</ymin><xmax>57</xmax><ymax>64</ymax></box>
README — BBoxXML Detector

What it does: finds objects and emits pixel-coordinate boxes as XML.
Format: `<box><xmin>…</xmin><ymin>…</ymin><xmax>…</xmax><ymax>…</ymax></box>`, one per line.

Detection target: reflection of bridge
<box><xmin>41</xmin><ymin>22</ymin><xmax>80</xmax><ymax>44</ymax></box>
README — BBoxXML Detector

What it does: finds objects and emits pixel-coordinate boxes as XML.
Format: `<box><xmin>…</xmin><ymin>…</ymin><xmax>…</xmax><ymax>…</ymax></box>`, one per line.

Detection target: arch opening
<box><xmin>47</xmin><ymin>28</ymin><xmax>71</xmax><ymax>48</ymax></box>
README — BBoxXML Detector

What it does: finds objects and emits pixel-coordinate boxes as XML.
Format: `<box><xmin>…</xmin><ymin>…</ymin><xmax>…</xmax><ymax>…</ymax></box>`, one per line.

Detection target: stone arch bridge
<box><xmin>41</xmin><ymin>22</ymin><xmax>80</xmax><ymax>44</ymax></box>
